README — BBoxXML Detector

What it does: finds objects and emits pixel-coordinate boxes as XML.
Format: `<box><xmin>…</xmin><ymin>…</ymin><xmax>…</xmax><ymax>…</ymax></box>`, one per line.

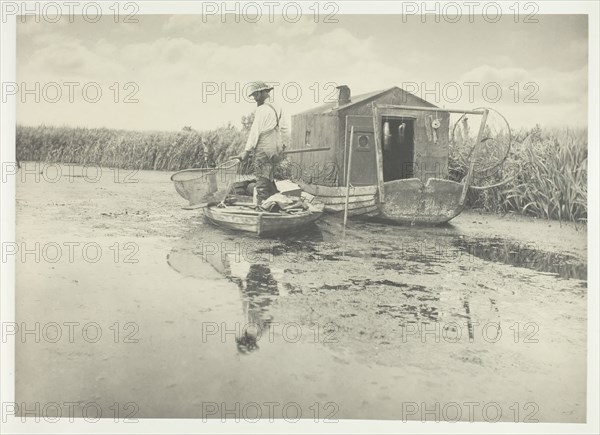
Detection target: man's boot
<box><xmin>255</xmin><ymin>176</ymin><xmax>273</xmax><ymax>206</ymax></box>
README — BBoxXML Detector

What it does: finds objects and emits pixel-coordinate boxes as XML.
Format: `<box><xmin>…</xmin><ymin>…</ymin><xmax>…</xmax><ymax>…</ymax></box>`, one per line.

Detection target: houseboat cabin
<box><xmin>290</xmin><ymin>86</ymin><xmax>449</xmax><ymax>187</ymax></box>
<box><xmin>286</xmin><ymin>86</ymin><xmax>488</xmax><ymax>224</ymax></box>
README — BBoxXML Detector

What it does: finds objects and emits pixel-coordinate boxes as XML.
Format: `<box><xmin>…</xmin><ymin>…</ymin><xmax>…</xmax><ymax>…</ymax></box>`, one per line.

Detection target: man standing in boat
<box><xmin>236</xmin><ymin>81</ymin><xmax>288</xmax><ymax>205</ymax></box>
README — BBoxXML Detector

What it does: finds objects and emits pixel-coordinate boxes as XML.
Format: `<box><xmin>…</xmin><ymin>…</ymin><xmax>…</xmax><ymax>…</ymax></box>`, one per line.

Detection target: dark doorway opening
<box><xmin>382</xmin><ymin>117</ymin><xmax>415</xmax><ymax>181</ymax></box>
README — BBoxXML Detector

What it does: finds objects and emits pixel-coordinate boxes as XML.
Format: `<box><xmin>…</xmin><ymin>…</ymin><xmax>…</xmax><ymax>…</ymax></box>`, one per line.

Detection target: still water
<box><xmin>14</xmin><ymin>167</ymin><xmax>586</xmax><ymax>423</ymax></box>
<box><xmin>165</xmin><ymin>216</ymin><xmax>586</xmax><ymax>422</ymax></box>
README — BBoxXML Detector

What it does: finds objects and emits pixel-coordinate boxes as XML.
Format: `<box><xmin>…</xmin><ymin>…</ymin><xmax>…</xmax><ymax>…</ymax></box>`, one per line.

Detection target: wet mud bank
<box><xmin>166</xmin><ymin>210</ymin><xmax>587</xmax><ymax>421</ymax></box>
<box><xmin>16</xmin><ymin>167</ymin><xmax>587</xmax><ymax>421</ymax></box>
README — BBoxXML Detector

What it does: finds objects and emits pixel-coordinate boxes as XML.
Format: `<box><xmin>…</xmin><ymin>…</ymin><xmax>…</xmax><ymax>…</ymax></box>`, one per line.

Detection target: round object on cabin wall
<box><xmin>432</xmin><ymin>119</ymin><xmax>441</xmax><ymax>129</ymax></box>
<box><xmin>358</xmin><ymin>135</ymin><xmax>369</xmax><ymax>148</ymax></box>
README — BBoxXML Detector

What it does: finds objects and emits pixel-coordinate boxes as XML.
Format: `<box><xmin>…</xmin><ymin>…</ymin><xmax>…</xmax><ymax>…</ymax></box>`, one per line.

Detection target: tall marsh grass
<box><xmin>450</xmin><ymin>125</ymin><xmax>587</xmax><ymax>222</ymax></box>
<box><xmin>16</xmin><ymin>124</ymin><xmax>248</xmax><ymax>171</ymax></box>
<box><xmin>16</xmin><ymin>123</ymin><xmax>587</xmax><ymax>222</ymax></box>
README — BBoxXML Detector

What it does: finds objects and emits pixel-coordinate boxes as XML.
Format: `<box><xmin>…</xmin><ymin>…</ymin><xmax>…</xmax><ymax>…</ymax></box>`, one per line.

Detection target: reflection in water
<box><xmin>462</xmin><ymin>299</ymin><xmax>474</xmax><ymax>341</ymax></box>
<box><xmin>453</xmin><ymin>237</ymin><xmax>587</xmax><ymax>280</ymax></box>
<box><xmin>167</xmin><ymin>225</ymin><xmax>326</xmax><ymax>355</ymax></box>
<box><xmin>167</xmin><ymin>220</ymin><xmax>585</xmax><ymax>362</ymax></box>
<box><xmin>230</xmin><ymin>264</ymin><xmax>279</xmax><ymax>354</ymax></box>
<box><xmin>159</xmin><ymin>216</ymin><xmax>587</xmax><ymax>421</ymax></box>
<box><xmin>167</xmin><ymin>241</ymin><xmax>288</xmax><ymax>355</ymax></box>
<box><xmin>328</xmin><ymin>280</ymin><xmax>444</xmax><ymax>324</ymax></box>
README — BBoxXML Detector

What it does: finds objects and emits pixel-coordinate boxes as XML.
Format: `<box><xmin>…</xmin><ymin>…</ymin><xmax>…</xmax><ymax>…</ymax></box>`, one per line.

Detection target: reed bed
<box><xmin>16</xmin><ymin>124</ymin><xmax>587</xmax><ymax>222</ymax></box>
<box><xmin>16</xmin><ymin>124</ymin><xmax>248</xmax><ymax>172</ymax></box>
<box><xmin>450</xmin><ymin>125</ymin><xmax>587</xmax><ymax>222</ymax></box>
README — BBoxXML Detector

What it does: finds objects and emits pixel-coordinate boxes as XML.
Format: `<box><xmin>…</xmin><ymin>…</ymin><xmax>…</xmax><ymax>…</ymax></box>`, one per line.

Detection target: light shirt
<box><xmin>244</xmin><ymin>100</ymin><xmax>288</xmax><ymax>155</ymax></box>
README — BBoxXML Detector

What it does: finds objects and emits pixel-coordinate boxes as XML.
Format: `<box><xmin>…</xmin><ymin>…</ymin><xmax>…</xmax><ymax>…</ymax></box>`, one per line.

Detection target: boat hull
<box><xmin>379</xmin><ymin>178</ymin><xmax>464</xmax><ymax>224</ymax></box>
<box><xmin>298</xmin><ymin>179</ymin><xmax>464</xmax><ymax>225</ymax></box>
<box><xmin>297</xmin><ymin>182</ymin><xmax>379</xmax><ymax>217</ymax></box>
<box><xmin>203</xmin><ymin>205</ymin><xmax>324</xmax><ymax>237</ymax></box>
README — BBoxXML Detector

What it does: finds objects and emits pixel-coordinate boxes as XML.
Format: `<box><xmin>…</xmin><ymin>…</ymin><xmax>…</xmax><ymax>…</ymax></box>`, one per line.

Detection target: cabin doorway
<box><xmin>381</xmin><ymin>117</ymin><xmax>415</xmax><ymax>181</ymax></box>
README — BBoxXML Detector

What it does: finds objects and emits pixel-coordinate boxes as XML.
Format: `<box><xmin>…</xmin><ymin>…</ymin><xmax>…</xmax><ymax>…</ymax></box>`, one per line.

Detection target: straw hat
<box><xmin>247</xmin><ymin>81</ymin><xmax>273</xmax><ymax>97</ymax></box>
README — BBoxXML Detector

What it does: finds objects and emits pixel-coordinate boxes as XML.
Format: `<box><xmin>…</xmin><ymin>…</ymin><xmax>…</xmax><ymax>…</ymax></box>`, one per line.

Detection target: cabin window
<box><xmin>305</xmin><ymin>130</ymin><xmax>311</xmax><ymax>147</ymax></box>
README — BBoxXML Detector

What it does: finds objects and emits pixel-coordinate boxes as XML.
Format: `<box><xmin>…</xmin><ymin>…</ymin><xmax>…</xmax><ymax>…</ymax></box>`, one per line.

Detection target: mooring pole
<box><xmin>343</xmin><ymin>126</ymin><xmax>355</xmax><ymax>236</ymax></box>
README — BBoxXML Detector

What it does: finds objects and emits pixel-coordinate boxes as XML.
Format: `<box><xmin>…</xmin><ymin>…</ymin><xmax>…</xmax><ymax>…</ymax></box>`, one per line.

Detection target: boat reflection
<box><xmin>167</xmin><ymin>227</ymin><xmax>323</xmax><ymax>355</ymax></box>
<box><xmin>229</xmin><ymin>263</ymin><xmax>279</xmax><ymax>353</ymax></box>
<box><xmin>204</xmin><ymin>244</ymin><xmax>306</xmax><ymax>354</ymax></box>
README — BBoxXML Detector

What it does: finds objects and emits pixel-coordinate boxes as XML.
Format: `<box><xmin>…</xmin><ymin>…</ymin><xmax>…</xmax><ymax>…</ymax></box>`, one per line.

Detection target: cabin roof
<box><xmin>295</xmin><ymin>86</ymin><xmax>437</xmax><ymax>116</ymax></box>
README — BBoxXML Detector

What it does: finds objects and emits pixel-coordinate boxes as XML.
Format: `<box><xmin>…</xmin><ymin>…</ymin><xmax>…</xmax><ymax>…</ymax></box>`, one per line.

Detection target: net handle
<box><xmin>170</xmin><ymin>159</ymin><xmax>240</xmax><ymax>181</ymax></box>
<box><xmin>216</xmin><ymin>159</ymin><xmax>241</xmax><ymax>170</ymax></box>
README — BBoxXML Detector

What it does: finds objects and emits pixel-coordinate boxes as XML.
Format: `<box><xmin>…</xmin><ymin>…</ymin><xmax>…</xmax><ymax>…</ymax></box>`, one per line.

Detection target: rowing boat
<box><xmin>203</xmin><ymin>201</ymin><xmax>324</xmax><ymax>237</ymax></box>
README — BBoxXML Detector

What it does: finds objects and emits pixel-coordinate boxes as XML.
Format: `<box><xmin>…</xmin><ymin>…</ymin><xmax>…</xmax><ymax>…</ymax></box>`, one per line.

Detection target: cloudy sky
<box><xmin>16</xmin><ymin>13</ymin><xmax>588</xmax><ymax>131</ymax></box>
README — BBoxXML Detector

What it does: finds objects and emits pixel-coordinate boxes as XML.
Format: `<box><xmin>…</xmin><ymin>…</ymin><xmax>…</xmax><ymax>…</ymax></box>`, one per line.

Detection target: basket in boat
<box><xmin>171</xmin><ymin>159</ymin><xmax>239</xmax><ymax>205</ymax></box>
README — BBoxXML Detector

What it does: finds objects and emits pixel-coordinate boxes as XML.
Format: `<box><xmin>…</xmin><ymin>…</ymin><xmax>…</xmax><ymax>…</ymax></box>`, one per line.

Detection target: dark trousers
<box><xmin>254</xmin><ymin>150</ymin><xmax>281</xmax><ymax>204</ymax></box>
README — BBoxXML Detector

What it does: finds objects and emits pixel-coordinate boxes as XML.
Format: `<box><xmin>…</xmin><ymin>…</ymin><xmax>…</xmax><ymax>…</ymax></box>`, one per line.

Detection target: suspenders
<box><xmin>263</xmin><ymin>103</ymin><xmax>280</xmax><ymax>129</ymax></box>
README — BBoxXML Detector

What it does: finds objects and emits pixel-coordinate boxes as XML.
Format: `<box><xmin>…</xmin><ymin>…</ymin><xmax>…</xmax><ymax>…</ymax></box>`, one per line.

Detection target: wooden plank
<box><xmin>212</xmin><ymin>210</ymin><xmax>284</xmax><ymax>217</ymax></box>
<box><xmin>204</xmin><ymin>215</ymin><xmax>259</xmax><ymax>234</ymax></box>
<box><xmin>205</xmin><ymin>210</ymin><xmax>256</xmax><ymax>223</ymax></box>
<box><xmin>326</xmin><ymin>197</ymin><xmax>376</xmax><ymax>207</ymax></box>
<box><xmin>371</xmin><ymin>103</ymin><xmax>386</xmax><ymax>203</ymax></box>
<box><xmin>326</xmin><ymin>204</ymin><xmax>378</xmax><ymax>216</ymax></box>
<box><xmin>361</xmin><ymin>204</ymin><xmax>380</xmax><ymax>215</ymax></box>
<box><xmin>297</xmin><ymin>181</ymin><xmax>377</xmax><ymax>197</ymax></box>
<box><xmin>288</xmin><ymin>114</ymin><xmax>338</xmax><ymax>183</ymax></box>
<box><xmin>319</xmin><ymin>194</ymin><xmax>375</xmax><ymax>205</ymax></box>
<box><xmin>325</xmin><ymin>199</ymin><xmax>377</xmax><ymax>212</ymax></box>
<box><xmin>260</xmin><ymin>212</ymin><xmax>321</xmax><ymax>233</ymax></box>
<box><xmin>257</xmin><ymin>213</ymin><xmax>263</xmax><ymax>236</ymax></box>
<box><xmin>363</xmin><ymin>206</ymin><xmax>380</xmax><ymax>216</ymax></box>
<box><xmin>283</xmin><ymin>147</ymin><xmax>331</xmax><ymax>155</ymax></box>
<box><xmin>374</xmin><ymin>104</ymin><xmax>487</xmax><ymax>115</ymax></box>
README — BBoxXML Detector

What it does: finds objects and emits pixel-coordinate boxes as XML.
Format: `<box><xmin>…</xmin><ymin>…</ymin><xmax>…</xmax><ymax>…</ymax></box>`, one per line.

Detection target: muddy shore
<box><xmin>15</xmin><ymin>164</ymin><xmax>587</xmax><ymax>422</ymax></box>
